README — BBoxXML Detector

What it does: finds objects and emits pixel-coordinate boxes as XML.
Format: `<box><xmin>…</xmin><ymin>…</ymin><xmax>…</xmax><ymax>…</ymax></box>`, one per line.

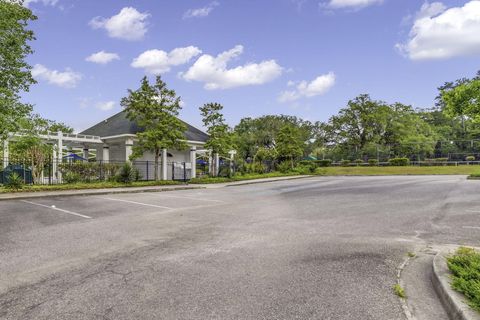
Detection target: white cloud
<box><xmin>95</xmin><ymin>101</ymin><xmax>116</xmax><ymax>111</ymax></box>
<box><xmin>181</xmin><ymin>45</ymin><xmax>283</xmax><ymax>90</ymax></box>
<box><xmin>131</xmin><ymin>46</ymin><xmax>202</xmax><ymax>74</ymax></box>
<box><xmin>398</xmin><ymin>1</ymin><xmax>480</xmax><ymax>60</ymax></box>
<box><xmin>89</xmin><ymin>7</ymin><xmax>150</xmax><ymax>41</ymax></box>
<box><xmin>31</xmin><ymin>64</ymin><xmax>82</xmax><ymax>88</ymax></box>
<box><xmin>278</xmin><ymin>72</ymin><xmax>336</xmax><ymax>103</ymax></box>
<box><xmin>85</xmin><ymin>51</ymin><xmax>120</xmax><ymax>64</ymax></box>
<box><xmin>324</xmin><ymin>0</ymin><xmax>383</xmax><ymax>9</ymax></box>
<box><xmin>183</xmin><ymin>1</ymin><xmax>219</xmax><ymax>19</ymax></box>
<box><xmin>24</xmin><ymin>0</ymin><xmax>58</xmax><ymax>7</ymax></box>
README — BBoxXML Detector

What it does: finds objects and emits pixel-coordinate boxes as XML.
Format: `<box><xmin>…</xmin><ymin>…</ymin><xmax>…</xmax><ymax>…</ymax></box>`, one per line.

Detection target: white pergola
<box><xmin>2</xmin><ymin>131</ymin><xmax>104</xmax><ymax>181</ymax></box>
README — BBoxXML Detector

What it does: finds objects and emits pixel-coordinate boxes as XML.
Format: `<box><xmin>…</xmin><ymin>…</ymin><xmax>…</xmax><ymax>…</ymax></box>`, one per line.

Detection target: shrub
<box><xmin>4</xmin><ymin>172</ymin><xmax>24</xmax><ymax>190</ymax></box>
<box><xmin>298</xmin><ymin>160</ymin><xmax>316</xmax><ymax>172</ymax></box>
<box><xmin>368</xmin><ymin>159</ymin><xmax>379</xmax><ymax>166</ymax></box>
<box><xmin>466</xmin><ymin>156</ymin><xmax>476</xmax><ymax>161</ymax></box>
<box><xmin>115</xmin><ymin>163</ymin><xmax>137</xmax><ymax>184</ymax></box>
<box><xmin>435</xmin><ymin>158</ymin><xmax>449</xmax><ymax>162</ymax></box>
<box><xmin>447</xmin><ymin>247</ymin><xmax>480</xmax><ymax>312</ymax></box>
<box><xmin>354</xmin><ymin>159</ymin><xmax>364</xmax><ymax>165</ymax></box>
<box><xmin>277</xmin><ymin>161</ymin><xmax>293</xmax><ymax>173</ymax></box>
<box><xmin>293</xmin><ymin>165</ymin><xmax>314</xmax><ymax>175</ymax></box>
<box><xmin>315</xmin><ymin>159</ymin><xmax>332</xmax><ymax>167</ymax></box>
<box><xmin>388</xmin><ymin>158</ymin><xmax>410</xmax><ymax>166</ymax></box>
<box><xmin>64</xmin><ymin>172</ymin><xmax>81</xmax><ymax>184</ymax></box>
<box><xmin>246</xmin><ymin>162</ymin><xmax>267</xmax><ymax>174</ymax></box>
<box><xmin>340</xmin><ymin>160</ymin><xmax>351</xmax><ymax>167</ymax></box>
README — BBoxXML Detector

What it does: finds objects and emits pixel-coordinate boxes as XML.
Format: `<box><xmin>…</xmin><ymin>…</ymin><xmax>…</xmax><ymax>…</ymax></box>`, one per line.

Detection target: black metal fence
<box><xmin>0</xmin><ymin>158</ymin><xmax>192</xmax><ymax>185</ymax></box>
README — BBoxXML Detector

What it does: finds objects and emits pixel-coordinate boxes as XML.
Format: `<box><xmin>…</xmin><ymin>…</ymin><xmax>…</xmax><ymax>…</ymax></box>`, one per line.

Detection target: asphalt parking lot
<box><xmin>1</xmin><ymin>176</ymin><xmax>479</xmax><ymax>319</ymax></box>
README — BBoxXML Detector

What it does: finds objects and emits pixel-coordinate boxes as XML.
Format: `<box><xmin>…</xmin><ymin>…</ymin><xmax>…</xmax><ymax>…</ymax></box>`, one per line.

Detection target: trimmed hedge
<box><xmin>315</xmin><ymin>159</ymin><xmax>332</xmax><ymax>167</ymax></box>
<box><xmin>388</xmin><ymin>158</ymin><xmax>410</xmax><ymax>166</ymax></box>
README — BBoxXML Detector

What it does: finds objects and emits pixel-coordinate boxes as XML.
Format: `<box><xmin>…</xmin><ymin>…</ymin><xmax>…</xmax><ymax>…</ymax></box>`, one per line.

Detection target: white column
<box><xmin>82</xmin><ymin>148</ymin><xmax>89</xmax><ymax>162</ymax></box>
<box><xmin>125</xmin><ymin>138</ymin><xmax>133</xmax><ymax>162</ymax></box>
<box><xmin>52</xmin><ymin>144</ymin><xmax>57</xmax><ymax>178</ymax></box>
<box><xmin>208</xmin><ymin>152</ymin><xmax>213</xmax><ymax>176</ymax></box>
<box><xmin>214</xmin><ymin>153</ymin><xmax>220</xmax><ymax>177</ymax></box>
<box><xmin>161</xmin><ymin>148</ymin><xmax>168</xmax><ymax>180</ymax></box>
<box><xmin>3</xmin><ymin>139</ymin><xmax>9</xmax><ymax>169</ymax></box>
<box><xmin>102</xmin><ymin>145</ymin><xmax>110</xmax><ymax>162</ymax></box>
<box><xmin>57</xmin><ymin>131</ymin><xmax>63</xmax><ymax>182</ymax></box>
<box><xmin>190</xmin><ymin>146</ymin><xmax>197</xmax><ymax>179</ymax></box>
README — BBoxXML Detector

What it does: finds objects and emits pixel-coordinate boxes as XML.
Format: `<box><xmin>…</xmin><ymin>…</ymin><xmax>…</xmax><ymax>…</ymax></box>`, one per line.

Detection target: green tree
<box><xmin>121</xmin><ymin>76</ymin><xmax>187</xmax><ymax>180</ymax></box>
<box><xmin>441</xmin><ymin>78</ymin><xmax>480</xmax><ymax>121</ymax></box>
<box><xmin>0</xmin><ymin>0</ymin><xmax>37</xmax><ymax>139</ymax></box>
<box><xmin>199</xmin><ymin>103</ymin><xmax>233</xmax><ymax>176</ymax></box>
<box><xmin>276</xmin><ymin>125</ymin><xmax>303</xmax><ymax>168</ymax></box>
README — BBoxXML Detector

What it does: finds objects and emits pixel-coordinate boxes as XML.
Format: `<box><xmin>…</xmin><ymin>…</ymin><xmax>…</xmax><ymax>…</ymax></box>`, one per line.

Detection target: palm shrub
<box><xmin>116</xmin><ymin>162</ymin><xmax>137</xmax><ymax>184</ymax></box>
<box><xmin>277</xmin><ymin>161</ymin><xmax>292</xmax><ymax>173</ymax></box>
<box><xmin>4</xmin><ymin>172</ymin><xmax>24</xmax><ymax>190</ymax></box>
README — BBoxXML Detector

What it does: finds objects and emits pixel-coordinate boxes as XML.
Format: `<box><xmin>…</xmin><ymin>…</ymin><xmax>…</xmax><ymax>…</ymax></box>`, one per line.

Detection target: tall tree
<box><xmin>276</xmin><ymin>125</ymin><xmax>303</xmax><ymax>168</ymax></box>
<box><xmin>121</xmin><ymin>76</ymin><xmax>187</xmax><ymax>180</ymax></box>
<box><xmin>0</xmin><ymin>0</ymin><xmax>37</xmax><ymax>139</ymax></box>
<box><xmin>199</xmin><ymin>102</ymin><xmax>233</xmax><ymax>176</ymax></box>
<box><xmin>441</xmin><ymin>78</ymin><xmax>480</xmax><ymax>121</ymax></box>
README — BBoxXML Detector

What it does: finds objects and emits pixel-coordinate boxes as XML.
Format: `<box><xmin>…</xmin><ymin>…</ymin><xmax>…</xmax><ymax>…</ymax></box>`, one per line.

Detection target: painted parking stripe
<box><xmin>463</xmin><ymin>226</ymin><xmax>480</xmax><ymax>230</ymax></box>
<box><xmin>20</xmin><ymin>200</ymin><xmax>92</xmax><ymax>219</ymax></box>
<box><xmin>98</xmin><ymin>197</ymin><xmax>173</xmax><ymax>210</ymax></box>
<box><xmin>466</xmin><ymin>210</ymin><xmax>480</xmax><ymax>213</ymax></box>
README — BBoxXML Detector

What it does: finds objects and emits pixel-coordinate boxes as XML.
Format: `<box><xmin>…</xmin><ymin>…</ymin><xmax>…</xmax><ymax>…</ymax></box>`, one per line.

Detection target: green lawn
<box><xmin>189</xmin><ymin>172</ymin><xmax>300</xmax><ymax>184</ymax></box>
<box><xmin>447</xmin><ymin>247</ymin><xmax>480</xmax><ymax>312</ymax></box>
<box><xmin>0</xmin><ymin>180</ymin><xmax>180</xmax><ymax>193</ymax></box>
<box><xmin>315</xmin><ymin>166</ymin><xmax>480</xmax><ymax>176</ymax></box>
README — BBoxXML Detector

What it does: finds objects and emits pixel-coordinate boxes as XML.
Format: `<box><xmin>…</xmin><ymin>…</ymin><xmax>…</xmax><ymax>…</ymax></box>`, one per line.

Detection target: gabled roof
<box><xmin>80</xmin><ymin>111</ymin><xmax>209</xmax><ymax>143</ymax></box>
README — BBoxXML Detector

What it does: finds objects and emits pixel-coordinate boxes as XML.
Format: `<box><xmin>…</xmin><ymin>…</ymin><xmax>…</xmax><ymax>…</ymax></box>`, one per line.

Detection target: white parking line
<box><xmin>466</xmin><ymin>210</ymin><xmax>480</xmax><ymax>213</ymax></box>
<box><xmin>98</xmin><ymin>197</ymin><xmax>173</xmax><ymax>210</ymax></box>
<box><xmin>463</xmin><ymin>226</ymin><xmax>480</xmax><ymax>230</ymax></box>
<box><xmin>20</xmin><ymin>200</ymin><xmax>92</xmax><ymax>219</ymax></box>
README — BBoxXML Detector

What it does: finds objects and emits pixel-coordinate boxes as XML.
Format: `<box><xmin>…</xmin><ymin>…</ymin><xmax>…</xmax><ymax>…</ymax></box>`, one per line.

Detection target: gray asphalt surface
<box><xmin>1</xmin><ymin>176</ymin><xmax>479</xmax><ymax>320</ymax></box>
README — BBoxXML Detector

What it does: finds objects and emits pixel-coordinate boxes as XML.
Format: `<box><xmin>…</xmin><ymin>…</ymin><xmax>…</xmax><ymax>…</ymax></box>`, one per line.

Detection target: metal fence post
<box><xmin>172</xmin><ymin>162</ymin><xmax>175</xmax><ymax>180</ymax></box>
<box><xmin>146</xmin><ymin>161</ymin><xmax>149</xmax><ymax>181</ymax></box>
<box><xmin>183</xmin><ymin>162</ymin><xmax>186</xmax><ymax>183</ymax></box>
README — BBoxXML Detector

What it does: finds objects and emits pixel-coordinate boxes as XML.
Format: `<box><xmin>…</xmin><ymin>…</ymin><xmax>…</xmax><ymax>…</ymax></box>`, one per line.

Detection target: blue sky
<box><xmin>23</xmin><ymin>0</ymin><xmax>480</xmax><ymax>132</ymax></box>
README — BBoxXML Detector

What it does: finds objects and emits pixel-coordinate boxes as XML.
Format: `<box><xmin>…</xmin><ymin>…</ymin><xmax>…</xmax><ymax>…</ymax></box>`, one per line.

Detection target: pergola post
<box><xmin>82</xmin><ymin>148</ymin><xmax>89</xmax><ymax>162</ymax></box>
<box><xmin>161</xmin><ymin>148</ymin><xmax>168</xmax><ymax>180</ymax></box>
<box><xmin>190</xmin><ymin>146</ymin><xmax>197</xmax><ymax>179</ymax></box>
<box><xmin>57</xmin><ymin>131</ymin><xmax>63</xmax><ymax>183</ymax></box>
<box><xmin>125</xmin><ymin>138</ymin><xmax>133</xmax><ymax>162</ymax></box>
<box><xmin>3</xmin><ymin>139</ymin><xmax>9</xmax><ymax>169</ymax></box>
<box><xmin>103</xmin><ymin>145</ymin><xmax>110</xmax><ymax>162</ymax></box>
<box><xmin>214</xmin><ymin>153</ymin><xmax>220</xmax><ymax>177</ymax></box>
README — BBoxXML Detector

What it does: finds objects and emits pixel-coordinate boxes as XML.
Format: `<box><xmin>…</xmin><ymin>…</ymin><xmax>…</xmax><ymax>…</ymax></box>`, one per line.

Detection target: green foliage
<box><xmin>466</xmin><ymin>156</ymin><xmax>476</xmax><ymax>161</ymax></box>
<box><xmin>121</xmin><ymin>76</ymin><xmax>187</xmax><ymax>180</ymax></box>
<box><xmin>293</xmin><ymin>164</ymin><xmax>315</xmax><ymax>174</ymax></box>
<box><xmin>442</xmin><ymin>79</ymin><xmax>480</xmax><ymax>121</ymax></box>
<box><xmin>63</xmin><ymin>172</ymin><xmax>81</xmax><ymax>184</ymax></box>
<box><xmin>4</xmin><ymin>172</ymin><xmax>23</xmax><ymax>190</ymax></box>
<box><xmin>276</xmin><ymin>125</ymin><xmax>304</xmax><ymax>168</ymax></box>
<box><xmin>354</xmin><ymin>159</ymin><xmax>364</xmax><ymax>165</ymax></box>
<box><xmin>0</xmin><ymin>0</ymin><xmax>37</xmax><ymax>139</ymax></box>
<box><xmin>254</xmin><ymin>147</ymin><xmax>277</xmax><ymax>162</ymax></box>
<box><xmin>341</xmin><ymin>160</ymin><xmax>351</xmax><ymax>167</ymax></box>
<box><xmin>393</xmin><ymin>284</ymin><xmax>406</xmax><ymax>299</ymax></box>
<box><xmin>59</xmin><ymin>162</ymin><xmax>120</xmax><ymax>183</ymax></box>
<box><xmin>447</xmin><ymin>247</ymin><xmax>480</xmax><ymax>312</ymax></box>
<box><xmin>200</xmin><ymin>103</ymin><xmax>233</xmax><ymax>156</ymax></box>
<box><xmin>115</xmin><ymin>162</ymin><xmax>139</xmax><ymax>184</ymax></box>
<box><xmin>388</xmin><ymin>158</ymin><xmax>410</xmax><ymax>166</ymax></box>
<box><xmin>315</xmin><ymin>159</ymin><xmax>332</xmax><ymax>167</ymax></box>
<box><xmin>368</xmin><ymin>159</ymin><xmax>379</xmax><ymax>166</ymax></box>
<box><xmin>245</xmin><ymin>162</ymin><xmax>267</xmax><ymax>174</ymax></box>
<box><xmin>277</xmin><ymin>161</ymin><xmax>293</xmax><ymax>173</ymax></box>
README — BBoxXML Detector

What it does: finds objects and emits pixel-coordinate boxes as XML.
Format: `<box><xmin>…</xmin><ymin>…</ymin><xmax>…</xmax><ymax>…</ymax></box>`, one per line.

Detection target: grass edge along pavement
<box><xmin>447</xmin><ymin>247</ymin><xmax>480</xmax><ymax>313</ymax></box>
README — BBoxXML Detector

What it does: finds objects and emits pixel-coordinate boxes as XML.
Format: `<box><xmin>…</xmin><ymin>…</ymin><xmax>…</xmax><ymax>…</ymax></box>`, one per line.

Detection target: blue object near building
<box><xmin>0</xmin><ymin>164</ymin><xmax>33</xmax><ymax>184</ymax></box>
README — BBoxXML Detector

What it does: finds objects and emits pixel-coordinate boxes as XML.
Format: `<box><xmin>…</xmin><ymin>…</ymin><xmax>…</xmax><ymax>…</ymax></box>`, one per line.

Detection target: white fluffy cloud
<box><xmin>324</xmin><ymin>0</ymin><xmax>383</xmax><ymax>9</ymax></box>
<box><xmin>89</xmin><ymin>7</ymin><xmax>150</xmax><ymax>41</ymax></box>
<box><xmin>85</xmin><ymin>51</ymin><xmax>120</xmax><ymax>64</ymax></box>
<box><xmin>31</xmin><ymin>64</ymin><xmax>82</xmax><ymax>88</ymax></box>
<box><xmin>183</xmin><ymin>1</ymin><xmax>219</xmax><ymax>19</ymax></box>
<box><xmin>95</xmin><ymin>101</ymin><xmax>116</xmax><ymax>111</ymax></box>
<box><xmin>131</xmin><ymin>46</ymin><xmax>202</xmax><ymax>74</ymax></box>
<box><xmin>278</xmin><ymin>73</ymin><xmax>336</xmax><ymax>103</ymax></box>
<box><xmin>181</xmin><ymin>45</ymin><xmax>283</xmax><ymax>90</ymax></box>
<box><xmin>398</xmin><ymin>1</ymin><xmax>480</xmax><ymax>60</ymax></box>
<box><xmin>23</xmin><ymin>0</ymin><xmax>58</xmax><ymax>7</ymax></box>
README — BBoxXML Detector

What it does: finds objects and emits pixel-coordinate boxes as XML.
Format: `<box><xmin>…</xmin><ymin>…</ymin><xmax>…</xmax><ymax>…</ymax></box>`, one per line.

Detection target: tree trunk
<box><xmin>154</xmin><ymin>149</ymin><xmax>159</xmax><ymax>181</ymax></box>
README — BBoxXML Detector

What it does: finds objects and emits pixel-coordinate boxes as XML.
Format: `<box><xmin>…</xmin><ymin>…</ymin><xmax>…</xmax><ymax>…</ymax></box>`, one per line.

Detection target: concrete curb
<box><xmin>0</xmin><ymin>186</ymin><xmax>204</xmax><ymax>201</ymax></box>
<box><xmin>223</xmin><ymin>175</ymin><xmax>313</xmax><ymax>187</ymax></box>
<box><xmin>431</xmin><ymin>251</ymin><xmax>480</xmax><ymax>320</ymax></box>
